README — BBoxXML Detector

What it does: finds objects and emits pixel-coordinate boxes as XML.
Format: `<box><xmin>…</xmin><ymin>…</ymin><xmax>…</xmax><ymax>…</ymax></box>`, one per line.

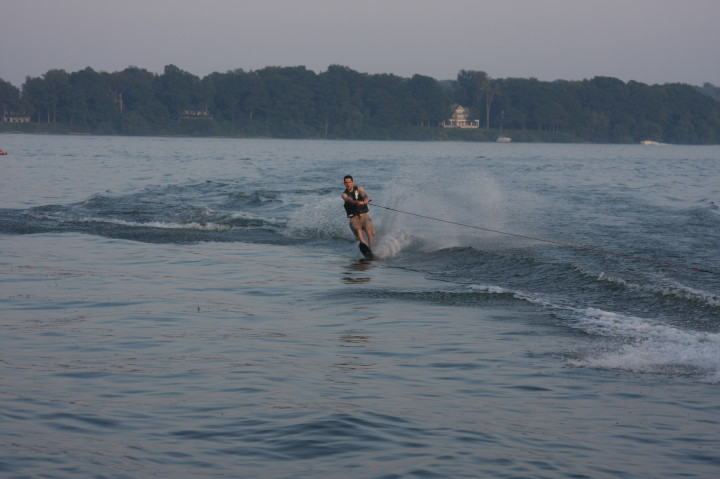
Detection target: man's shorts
<box><xmin>349</xmin><ymin>213</ymin><xmax>374</xmax><ymax>234</ymax></box>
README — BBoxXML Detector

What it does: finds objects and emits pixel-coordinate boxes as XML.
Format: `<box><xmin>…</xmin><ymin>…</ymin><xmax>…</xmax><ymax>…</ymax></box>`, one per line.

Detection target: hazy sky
<box><xmin>2</xmin><ymin>0</ymin><xmax>719</xmax><ymax>88</ymax></box>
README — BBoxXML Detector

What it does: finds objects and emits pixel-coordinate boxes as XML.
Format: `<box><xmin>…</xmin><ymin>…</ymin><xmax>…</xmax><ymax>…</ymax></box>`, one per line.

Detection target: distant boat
<box><xmin>0</xmin><ymin>149</ymin><xmax>8</xmax><ymax>155</ymax></box>
<box><xmin>640</xmin><ymin>140</ymin><xmax>663</xmax><ymax>145</ymax></box>
<box><xmin>496</xmin><ymin>136</ymin><xmax>512</xmax><ymax>143</ymax></box>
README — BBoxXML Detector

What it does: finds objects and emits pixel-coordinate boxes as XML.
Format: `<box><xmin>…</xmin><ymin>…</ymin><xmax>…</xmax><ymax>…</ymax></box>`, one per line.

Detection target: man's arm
<box><xmin>356</xmin><ymin>187</ymin><xmax>371</xmax><ymax>205</ymax></box>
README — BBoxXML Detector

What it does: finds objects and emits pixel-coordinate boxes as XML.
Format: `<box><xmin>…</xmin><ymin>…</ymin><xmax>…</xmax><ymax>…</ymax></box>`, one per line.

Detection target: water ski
<box><xmin>358</xmin><ymin>242</ymin><xmax>373</xmax><ymax>260</ymax></box>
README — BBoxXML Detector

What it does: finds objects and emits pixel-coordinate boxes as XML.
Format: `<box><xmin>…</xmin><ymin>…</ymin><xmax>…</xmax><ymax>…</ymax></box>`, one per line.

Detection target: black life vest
<box><xmin>343</xmin><ymin>186</ymin><xmax>369</xmax><ymax>217</ymax></box>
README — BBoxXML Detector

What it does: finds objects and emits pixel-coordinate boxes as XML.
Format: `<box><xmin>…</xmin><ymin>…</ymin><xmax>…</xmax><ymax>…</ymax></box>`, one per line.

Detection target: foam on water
<box><xmin>570</xmin><ymin>308</ymin><xmax>720</xmax><ymax>383</ymax></box>
<box><xmin>369</xmin><ymin>162</ymin><xmax>542</xmax><ymax>258</ymax></box>
<box><xmin>285</xmin><ymin>196</ymin><xmax>350</xmax><ymax>241</ymax></box>
<box><xmin>464</xmin><ymin>281</ymin><xmax>720</xmax><ymax>383</ymax></box>
<box><xmin>595</xmin><ymin>270</ymin><xmax>720</xmax><ymax>307</ymax></box>
<box><xmin>90</xmin><ymin>217</ymin><xmax>238</xmax><ymax>231</ymax></box>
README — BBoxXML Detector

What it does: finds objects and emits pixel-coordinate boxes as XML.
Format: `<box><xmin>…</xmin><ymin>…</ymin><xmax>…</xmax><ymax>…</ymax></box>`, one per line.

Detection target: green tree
<box><xmin>408</xmin><ymin>74</ymin><xmax>448</xmax><ymax>127</ymax></box>
<box><xmin>0</xmin><ymin>79</ymin><xmax>22</xmax><ymax>117</ymax></box>
<box><xmin>455</xmin><ymin>70</ymin><xmax>500</xmax><ymax>129</ymax></box>
<box><xmin>363</xmin><ymin>73</ymin><xmax>411</xmax><ymax>136</ymax></box>
<box><xmin>206</xmin><ymin>70</ymin><xmax>244</xmax><ymax>123</ymax></box>
<box><xmin>495</xmin><ymin>78</ymin><xmax>533</xmax><ymax>130</ymax></box>
<box><xmin>65</xmin><ymin>67</ymin><xmax>118</xmax><ymax>131</ymax></box>
<box><xmin>156</xmin><ymin>64</ymin><xmax>202</xmax><ymax>118</ymax></box>
<box><xmin>255</xmin><ymin>66</ymin><xmax>319</xmax><ymax>136</ymax></box>
<box><xmin>315</xmin><ymin>65</ymin><xmax>366</xmax><ymax>138</ymax></box>
<box><xmin>455</xmin><ymin>70</ymin><xmax>487</xmax><ymax>114</ymax></box>
<box><xmin>109</xmin><ymin>67</ymin><xmax>170</xmax><ymax>134</ymax></box>
<box><xmin>22</xmin><ymin>69</ymin><xmax>70</xmax><ymax>123</ymax></box>
<box><xmin>483</xmin><ymin>80</ymin><xmax>499</xmax><ymax>130</ymax></box>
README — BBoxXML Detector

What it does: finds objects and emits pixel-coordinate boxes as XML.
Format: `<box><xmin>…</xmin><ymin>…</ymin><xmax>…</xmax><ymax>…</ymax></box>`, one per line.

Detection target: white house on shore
<box><xmin>1</xmin><ymin>114</ymin><xmax>31</xmax><ymax>123</ymax></box>
<box><xmin>441</xmin><ymin>105</ymin><xmax>479</xmax><ymax>129</ymax></box>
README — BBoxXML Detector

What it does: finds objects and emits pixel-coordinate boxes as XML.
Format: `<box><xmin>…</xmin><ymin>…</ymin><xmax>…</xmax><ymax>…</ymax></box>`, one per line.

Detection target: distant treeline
<box><xmin>1</xmin><ymin>64</ymin><xmax>719</xmax><ymax>144</ymax></box>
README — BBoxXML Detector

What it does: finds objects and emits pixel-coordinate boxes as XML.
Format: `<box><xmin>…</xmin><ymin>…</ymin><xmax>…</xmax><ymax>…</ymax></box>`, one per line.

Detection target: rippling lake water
<box><xmin>1</xmin><ymin>134</ymin><xmax>719</xmax><ymax>478</ymax></box>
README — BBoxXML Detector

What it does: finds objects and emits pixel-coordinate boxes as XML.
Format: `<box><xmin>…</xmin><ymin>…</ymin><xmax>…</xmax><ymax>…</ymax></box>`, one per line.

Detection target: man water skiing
<box><xmin>342</xmin><ymin>175</ymin><xmax>375</xmax><ymax>258</ymax></box>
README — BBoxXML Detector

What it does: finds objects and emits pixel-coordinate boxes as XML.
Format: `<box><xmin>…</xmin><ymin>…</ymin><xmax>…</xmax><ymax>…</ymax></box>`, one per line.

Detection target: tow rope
<box><xmin>371</xmin><ymin>203</ymin><xmax>713</xmax><ymax>274</ymax></box>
